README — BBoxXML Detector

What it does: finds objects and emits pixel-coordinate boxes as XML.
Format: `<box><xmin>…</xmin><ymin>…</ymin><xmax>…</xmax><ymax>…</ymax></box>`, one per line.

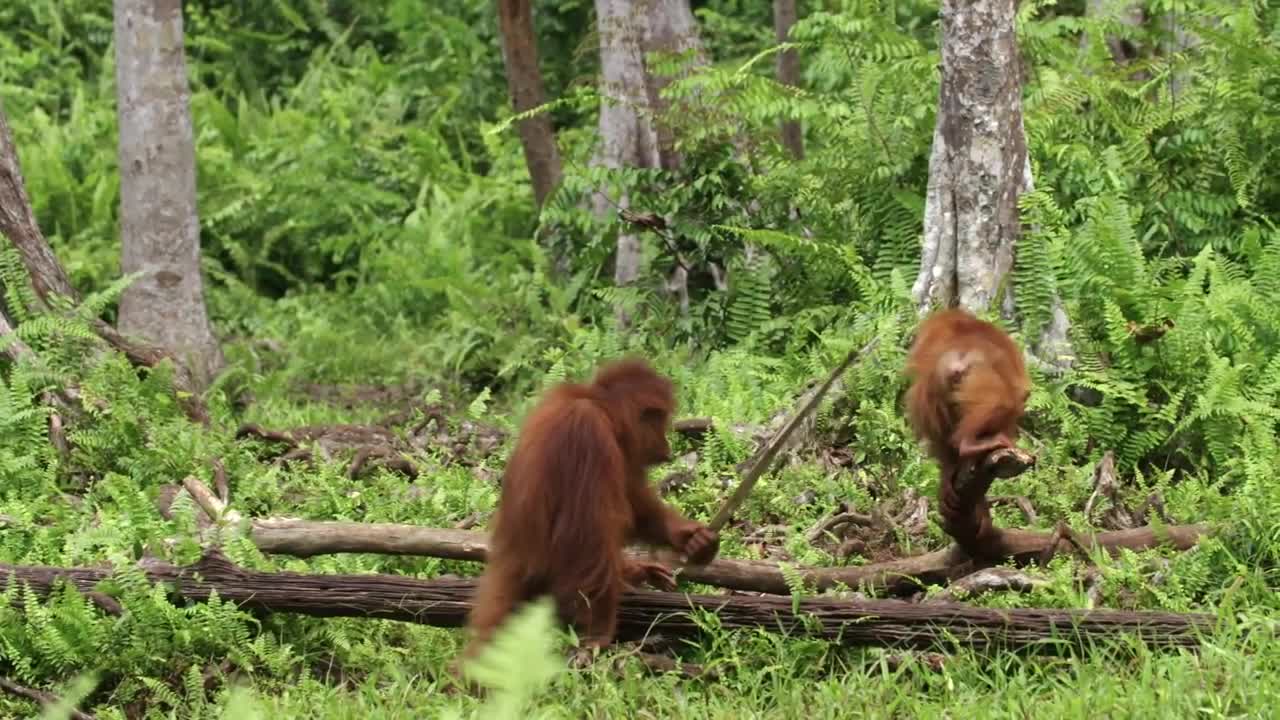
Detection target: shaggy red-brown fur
<box><xmin>463</xmin><ymin>359</ymin><xmax>719</xmax><ymax>658</ymax></box>
<box><xmin>905</xmin><ymin>308</ymin><xmax>1031</xmax><ymax>466</ymax></box>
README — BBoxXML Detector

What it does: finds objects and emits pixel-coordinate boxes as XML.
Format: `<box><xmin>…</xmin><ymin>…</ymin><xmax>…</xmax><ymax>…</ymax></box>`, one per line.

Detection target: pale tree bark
<box><xmin>911</xmin><ymin>0</ymin><xmax>1071</xmax><ymax>371</ymax></box>
<box><xmin>637</xmin><ymin>0</ymin><xmax>709</xmax><ymax>171</ymax></box>
<box><xmin>497</xmin><ymin>0</ymin><xmax>564</xmax><ymax>209</ymax></box>
<box><xmin>114</xmin><ymin>0</ymin><xmax>224</xmax><ymax>391</ymax></box>
<box><xmin>912</xmin><ymin>0</ymin><xmax>1027</xmax><ymax>313</ymax></box>
<box><xmin>773</xmin><ymin>0</ymin><xmax>804</xmax><ymax>161</ymax></box>
<box><xmin>592</xmin><ymin>0</ymin><xmax>708</xmax><ymax>328</ymax></box>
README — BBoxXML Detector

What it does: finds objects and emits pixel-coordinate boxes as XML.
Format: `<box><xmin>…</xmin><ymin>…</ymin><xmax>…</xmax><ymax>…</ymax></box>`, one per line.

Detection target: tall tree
<box><xmin>497</xmin><ymin>0</ymin><xmax>564</xmax><ymax>209</ymax></box>
<box><xmin>911</xmin><ymin>0</ymin><xmax>1071</xmax><ymax>367</ymax></box>
<box><xmin>912</xmin><ymin>0</ymin><xmax>1027</xmax><ymax>312</ymax></box>
<box><xmin>114</xmin><ymin>0</ymin><xmax>224</xmax><ymax>390</ymax></box>
<box><xmin>773</xmin><ymin>0</ymin><xmax>804</xmax><ymax>161</ymax></box>
<box><xmin>592</xmin><ymin>0</ymin><xmax>708</xmax><ymax>328</ymax></box>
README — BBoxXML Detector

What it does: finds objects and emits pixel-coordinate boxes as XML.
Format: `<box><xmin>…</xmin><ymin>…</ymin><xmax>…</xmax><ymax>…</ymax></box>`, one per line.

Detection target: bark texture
<box><xmin>592</xmin><ymin>0</ymin><xmax>707</xmax><ymax>328</ymax></box>
<box><xmin>911</xmin><ymin>0</ymin><xmax>1027</xmax><ymax>314</ymax></box>
<box><xmin>114</xmin><ymin>0</ymin><xmax>224</xmax><ymax>390</ymax></box>
<box><xmin>497</xmin><ymin>0</ymin><xmax>564</xmax><ymax>208</ymax></box>
<box><xmin>774</xmin><ymin>0</ymin><xmax>804</xmax><ymax>160</ymax></box>
<box><xmin>1</xmin><ymin>550</ymin><xmax>1214</xmax><ymax>650</ymax></box>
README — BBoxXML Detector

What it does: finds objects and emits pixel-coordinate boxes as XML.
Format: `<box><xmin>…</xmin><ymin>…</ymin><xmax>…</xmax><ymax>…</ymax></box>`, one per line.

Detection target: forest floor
<box><xmin>160</xmin><ymin>368</ymin><xmax>1275</xmax><ymax>720</ymax></box>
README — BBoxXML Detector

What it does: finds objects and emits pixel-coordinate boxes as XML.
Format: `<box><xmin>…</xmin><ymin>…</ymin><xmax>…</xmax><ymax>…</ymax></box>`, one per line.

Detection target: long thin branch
<box><xmin>0</xmin><ymin>550</ymin><xmax>1214</xmax><ymax>651</ymax></box>
<box><xmin>708</xmin><ymin>335</ymin><xmax>881</xmax><ymax>531</ymax></box>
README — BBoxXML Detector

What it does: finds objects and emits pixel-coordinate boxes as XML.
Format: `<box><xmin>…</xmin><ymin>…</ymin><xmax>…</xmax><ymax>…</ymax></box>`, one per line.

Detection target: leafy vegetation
<box><xmin>0</xmin><ymin>0</ymin><xmax>1278</xmax><ymax>717</ymax></box>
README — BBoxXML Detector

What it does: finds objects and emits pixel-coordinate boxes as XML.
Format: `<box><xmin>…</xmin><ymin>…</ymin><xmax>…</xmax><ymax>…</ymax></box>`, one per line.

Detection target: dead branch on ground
<box><xmin>243</xmin><ymin>516</ymin><xmax>1208</xmax><ymax>597</ymax></box>
<box><xmin>927</xmin><ymin>567</ymin><xmax>1049</xmax><ymax>603</ymax></box>
<box><xmin>0</xmin><ymin>676</ymin><xmax>96</xmax><ymax>720</ymax></box>
<box><xmin>0</xmin><ymin>550</ymin><xmax>1215</xmax><ymax>651</ymax></box>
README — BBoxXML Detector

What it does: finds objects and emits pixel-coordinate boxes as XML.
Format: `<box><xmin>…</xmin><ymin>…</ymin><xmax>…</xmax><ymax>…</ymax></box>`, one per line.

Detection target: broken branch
<box><xmin>708</xmin><ymin>336</ymin><xmax>881</xmax><ymax>532</ymax></box>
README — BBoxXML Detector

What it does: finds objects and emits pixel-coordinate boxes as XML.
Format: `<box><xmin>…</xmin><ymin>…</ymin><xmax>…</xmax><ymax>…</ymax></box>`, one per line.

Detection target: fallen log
<box><xmin>0</xmin><ymin>551</ymin><xmax>1214</xmax><ymax>651</ymax></box>
<box><xmin>245</xmin><ymin>517</ymin><xmax>1209</xmax><ymax>596</ymax></box>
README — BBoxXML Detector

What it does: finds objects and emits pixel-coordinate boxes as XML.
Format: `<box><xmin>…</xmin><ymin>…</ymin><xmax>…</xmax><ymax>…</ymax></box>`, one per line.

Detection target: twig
<box><xmin>928</xmin><ymin>567</ymin><xmax>1048</xmax><ymax>603</ymax></box>
<box><xmin>1082</xmin><ymin>451</ymin><xmax>1117</xmax><ymax>523</ymax></box>
<box><xmin>234</xmin><ymin>423</ymin><xmax>298</xmax><ymax>448</ymax></box>
<box><xmin>454</xmin><ymin>512</ymin><xmax>486</xmax><ymax>531</ymax></box>
<box><xmin>210</xmin><ymin>458</ymin><xmax>229</xmax><ymax>504</ymax></box>
<box><xmin>805</xmin><ymin>509</ymin><xmax>876</xmax><ymax>544</ymax></box>
<box><xmin>672</xmin><ymin>417</ymin><xmax>714</xmax><ymax>436</ymax></box>
<box><xmin>989</xmin><ymin>495</ymin><xmax>1038</xmax><ymax>525</ymax></box>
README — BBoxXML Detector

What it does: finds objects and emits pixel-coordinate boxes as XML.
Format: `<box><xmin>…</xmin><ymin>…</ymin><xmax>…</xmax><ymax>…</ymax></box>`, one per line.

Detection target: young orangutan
<box><xmin>904</xmin><ymin>308</ymin><xmax>1031</xmax><ymax>468</ymax></box>
<box><xmin>462</xmin><ymin>359</ymin><xmax>719</xmax><ymax>660</ymax></box>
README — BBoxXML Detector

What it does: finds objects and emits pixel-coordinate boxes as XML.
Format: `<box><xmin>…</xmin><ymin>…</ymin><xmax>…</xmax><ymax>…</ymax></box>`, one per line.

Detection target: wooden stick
<box><xmin>707</xmin><ymin>336</ymin><xmax>881</xmax><ymax>532</ymax></box>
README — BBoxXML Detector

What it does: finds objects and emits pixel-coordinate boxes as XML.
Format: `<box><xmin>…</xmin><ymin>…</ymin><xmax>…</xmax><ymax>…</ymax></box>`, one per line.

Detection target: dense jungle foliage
<box><xmin>0</xmin><ymin>0</ymin><xmax>1279</xmax><ymax>717</ymax></box>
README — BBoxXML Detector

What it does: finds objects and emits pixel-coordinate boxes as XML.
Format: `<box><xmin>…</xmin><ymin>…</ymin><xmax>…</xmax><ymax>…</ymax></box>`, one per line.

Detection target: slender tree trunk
<box><xmin>912</xmin><ymin>0</ymin><xmax>1073</xmax><ymax>372</ymax></box>
<box><xmin>911</xmin><ymin>0</ymin><xmax>1027</xmax><ymax>314</ymax></box>
<box><xmin>637</xmin><ymin>0</ymin><xmax>709</xmax><ymax>171</ymax></box>
<box><xmin>114</xmin><ymin>0</ymin><xmax>224</xmax><ymax>391</ymax></box>
<box><xmin>773</xmin><ymin>0</ymin><xmax>804</xmax><ymax>161</ymax></box>
<box><xmin>591</xmin><ymin>0</ymin><xmax>711</xmax><ymax>328</ymax></box>
<box><xmin>496</xmin><ymin>0</ymin><xmax>564</xmax><ymax>209</ymax></box>
<box><xmin>593</xmin><ymin>0</ymin><xmax>665</xmax><ymax>329</ymax></box>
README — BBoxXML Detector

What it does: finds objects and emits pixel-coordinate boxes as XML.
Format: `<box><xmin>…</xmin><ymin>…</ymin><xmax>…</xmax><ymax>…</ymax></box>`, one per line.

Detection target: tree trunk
<box><xmin>593</xmin><ymin>0</ymin><xmax>661</xmax><ymax>328</ymax></box>
<box><xmin>637</xmin><ymin>0</ymin><xmax>709</xmax><ymax>171</ymax></box>
<box><xmin>114</xmin><ymin>0</ymin><xmax>224</xmax><ymax>391</ymax></box>
<box><xmin>773</xmin><ymin>0</ymin><xmax>804</xmax><ymax>160</ymax></box>
<box><xmin>592</xmin><ymin>0</ymin><xmax>709</xmax><ymax>329</ymax></box>
<box><xmin>497</xmin><ymin>0</ymin><xmax>564</xmax><ymax>209</ymax></box>
<box><xmin>911</xmin><ymin>0</ymin><xmax>1027</xmax><ymax>314</ymax></box>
